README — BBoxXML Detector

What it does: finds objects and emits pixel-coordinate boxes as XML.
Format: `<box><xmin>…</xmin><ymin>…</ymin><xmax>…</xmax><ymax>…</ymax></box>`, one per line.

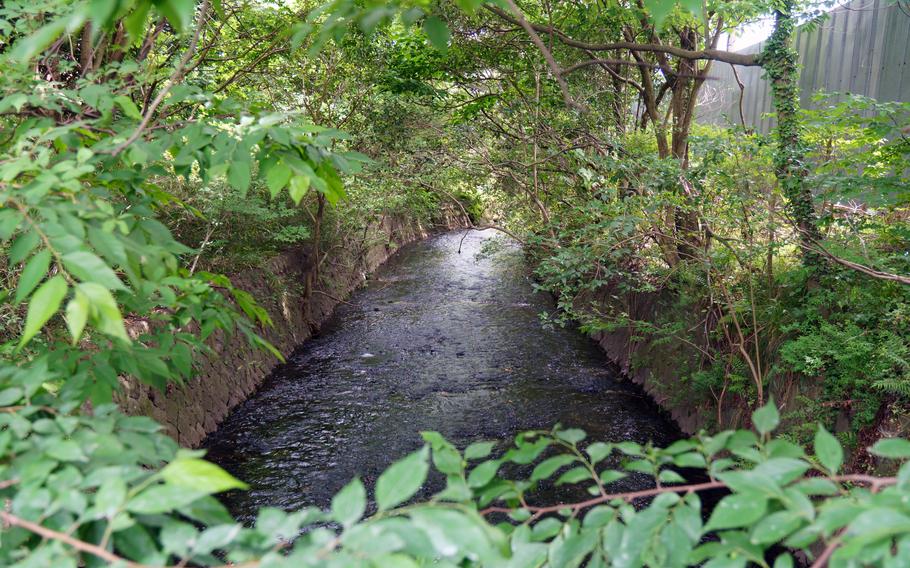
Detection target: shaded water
<box><xmin>205</xmin><ymin>230</ymin><xmax>680</xmax><ymax>520</ymax></box>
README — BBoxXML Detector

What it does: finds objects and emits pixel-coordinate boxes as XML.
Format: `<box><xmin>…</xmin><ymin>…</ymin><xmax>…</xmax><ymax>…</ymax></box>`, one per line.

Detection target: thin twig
<box><xmin>479</xmin><ymin>474</ymin><xmax>896</xmax><ymax>517</ymax></box>
<box><xmin>806</xmin><ymin>238</ymin><xmax>910</xmax><ymax>286</ymax></box>
<box><xmin>811</xmin><ymin>533</ymin><xmax>842</xmax><ymax>568</ymax></box>
<box><xmin>480</xmin><ymin>481</ymin><xmax>726</xmax><ymax>516</ymax></box>
<box><xmin>0</xmin><ymin>510</ymin><xmax>263</xmax><ymax>568</ymax></box>
<box><xmin>418</xmin><ymin>182</ymin><xmax>527</xmax><ymax>245</ymax></box>
<box><xmin>107</xmin><ymin>0</ymin><xmax>211</xmax><ymax>156</ymax></box>
<box><xmin>313</xmin><ymin>289</ymin><xmax>357</xmax><ymax>306</ymax></box>
<box><xmin>0</xmin><ymin>511</ymin><xmax>142</xmax><ymax>567</ymax></box>
<box><xmin>499</xmin><ymin>0</ymin><xmax>586</xmax><ymax>112</ymax></box>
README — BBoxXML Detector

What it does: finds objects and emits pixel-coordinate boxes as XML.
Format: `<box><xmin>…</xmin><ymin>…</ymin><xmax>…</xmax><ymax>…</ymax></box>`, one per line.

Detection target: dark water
<box><xmin>204</xmin><ymin>230</ymin><xmax>680</xmax><ymax>521</ymax></box>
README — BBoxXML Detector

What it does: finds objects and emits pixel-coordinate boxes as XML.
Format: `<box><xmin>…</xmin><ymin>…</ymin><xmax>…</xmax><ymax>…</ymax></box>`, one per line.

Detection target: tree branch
<box><xmin>805</xmin><ymin>239</ymin><xmax>910</xmax><ymax>286</ymax></box>
<box><xmin>498</xmin><ymin>0</ymin><xmax>586</xmax><ymax>112</ymax></box>
<box><xmin>0</xmin><ymin>510</ymin><xmax>142</xmax><ymax>567</ymax></box>
<box><xmin>107</xmin><ymin>0</ymin><xmax>211</xmax><ymax>156</ymax></box>
<box><xmin>479</xmin><ymin>474</ymin><xmax>896</xmax><ymax>517</ymax></box>
<box><xmin>485</xmin><ymin>5</ymin><xmax>760</xmax><ymax>67</ymax></box>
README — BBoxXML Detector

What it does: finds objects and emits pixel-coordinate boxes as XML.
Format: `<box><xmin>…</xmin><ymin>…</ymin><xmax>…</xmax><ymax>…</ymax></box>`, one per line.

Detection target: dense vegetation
<box><xmin>0</xmin><ymin>0</ymin><xmax>908</xmax><ymax>565</ymax></box>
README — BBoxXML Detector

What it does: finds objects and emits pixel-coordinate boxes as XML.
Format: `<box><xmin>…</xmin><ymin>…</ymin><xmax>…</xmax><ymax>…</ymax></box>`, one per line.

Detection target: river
<box><xmin>204</xmin><ymin>230</ymin><xmax>680</xmax><ymax>521</ymax></box>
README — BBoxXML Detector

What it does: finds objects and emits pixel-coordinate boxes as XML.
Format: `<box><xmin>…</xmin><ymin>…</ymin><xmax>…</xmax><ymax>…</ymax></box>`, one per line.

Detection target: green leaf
<box><xmin>556</xmin><ymin>429</ymin><xmax>586</xmax><ymax>444</ymax></box>
<box><xmin>331</xmin><ymin>477</ymin><xmax>366</xmax><ymax>527</ymax></box>
<box><xmin>793</xmin><ymin>477</ymin><xmax>838</xmax><ymax>496</ymax></box>
<box><xmin>124</xmin><ymin>2</ymin><xmax>153</xmax><ymax>44</ymax></box>
<box><xmin>467</xmin><ymin>459</ymin><xmax>501</xmax><ymax>488</ymax></box>
<box><xmin>161</xmin><ymin>456</ymin><xmax>249</xmax><ymax>494</ymax></box>
<box><xmin>0</xmin><ymin>388</ymin><xmax>23</xmax><ymax>406</ymax></box>
<box><xmin>290</xmin><ymin>23</ymin><xmax>313</xmax><ymax>51</ymax></box>
<box><xmin>753</xmin><ymin>458</ymin><xmax>810</xmax><ymax>485</ymax></box>
<box><xmin>9</xmin><ymin>231</ymin><xmax>40</xmax><ymax>264</ymax></box>
<box><xmin>0</xmin><ymin>209</ymin><xmax>21</xmax><ymax>240</ymax></box>
<box><xmin>15</xmin><ymin>249</ymin><xmax>52</xmax><ymax>303</ymax></box>
<box><xmin>265</xmin><ymin>161</ymin><xmax>293</xmax><ymax>197</ymax></box>
<box><xmin>78</xmin><ymin>282</ymin><xmax>129</xmax><ymax>342</ymax></box>
<box><xmin>750</xmin><ymin>511</ymin><xmax>803</xmax><ymax>545</ymax></box>
<box><xmin>844</xmin><ymin>508</ymin><xmax>910</xmax><ymax>541</ymax></box>
<box><xmin>128</xmin><ymin>485</ymin><xmax>208</xmax><ymax>515</ymax></box>
<box><xmin>0</xmin><ymin>94</ymin><xmax>28</xmax><ymax>114</ymax></box>
<box><xmin>548</xmin><ymin>526</ymin><xmax>598</xmax><ymax>567</ymax></box>
<box><xmin>422</xmin><ymin>432</ymin><xmax>463</xmax><ymax>474</ymax></box>
<box><xmin>160</xmin><ymin>520</ymin><xmax>197</xmax><ymax>556</ymax></box>
<box><xmin>62</xmin><ymin>251</ymin><xmax>126</xmax><ymax>291</ymax></box>
<box><xmin>18</xmin><ymin>275</ymin><xmax>68</xmax><ymax>350</ymax></box>
<box><xmin>583</xmin><ymin>506</ymin><xmax>616</xmax><ymax>528</ymax></box>
<box><xmin>94</xmin><ymin>477</ymin><xmax>128</xmax><ymax>518</ymax></box>
<box><xmin>814</xmin><ymin>424</ymin><xmax>843</xmax><ymax>474</ymax></box>
<box><xmin>89</xmin><ymin>0</ymin><xmax>120</xmax><ymax>27</ymax></box>
<box><xmin>114</xmin><ymin>95</ymin><xmax>142</xmax><ymax>120</ymax></box>
<box><xmin>531</xmin><ymin>454</ymin><xmax>578</xmax><ymax>482</ymax></box>
<box><xmin>773</xmin><ymin>553</ymin><xmax>795</xmax><ymax>568</ymax></box>
<box><xmin>643</xmin><ymin>0</ymin><xmax>676</xmax><ymax>28</ymax></box>
<box><xmin>599</xmin><ymin>470</ymin><xmax>627</xmax><ymax>485</ymax></box>
<box><xmin>507</xmin><ymin>438</ymin><xmax>551</xmax><ymax>464</ymax></box>
<box><xmin>658</xmin><ymin>469</ymin><xmax>686</xmax><ymax>483</ymax></box>
<box><xmin>46</xmin><ymin>439</ymin><xmax>87</xmax><ymax>462</ymax></box>
<box><xmin>464</xmin><ymin>441</ymin><xmax>495</xmax><ymax>461</ymax></box>
<box><xmin>555</xmin><ymin>466</ymin><xmax>592</xmax><ymax>485</ymax></box>
<box><xmin>10</xmin><ymin>14</ymin><xmax>84</xmax><ymax>63</ymax></box>
<box><xmin>409</xmin><ymin>507</ymin><xmax>496</xmax><ymax>561</ymax></box>
<box><xmin>228</xmin><ymin>160</ymin><xmax>251</xmax><ymax>195</ymax></box>
<box><xmin>869</xmin><ymin>438</ymin><xmax>910</xmax><ymax>459</ymax></box>
<box><xmin>195</xmin><ymin>523</ymin><xmax>241</xmax><ymax>555</ymax></box>
<box><xmin>707</xmin><ymin>494</ymin><xmax>768</xmax><ymax>530</ymax></box>
<box><xmin>677</xmin><ymin>0</ymin><xmax>704</xmax><ymax>19</ymax></box>
<box><xmin>423</xmin><ymin>16</ymin><xmax>450</xmax><ymax>52</ymax></box>
<box><xmin>454</xmin><ymin>0</ymin><xmax>484</xmax><ymax>13</ymax></box>
<box><xmin>155</xmin><ymin>0</ymin><xmax>195</xmax><ymax>33</ymax></box>
<box><xmin>751</xmin><ymin>399</ymin><xmax>780</xmax><ymax>435</ymax></box>
<box><xmin>375</xmin><ymin>445</ymin><xmax>429</xmax><ymax>511</ymax></box>
<box><xmin>586</xmin><ymin>442</ymin><xmax>612</xmax><ymax>464</ymax></box>
<box><xmin>288</xmin><ymin>174</ymin><xmax>310</xmax><ymax>205</ymax></box>
<box><xmin>65</xmin><ymin>289</ymin><xmax>90</xmax><ymax>343</ymax></box>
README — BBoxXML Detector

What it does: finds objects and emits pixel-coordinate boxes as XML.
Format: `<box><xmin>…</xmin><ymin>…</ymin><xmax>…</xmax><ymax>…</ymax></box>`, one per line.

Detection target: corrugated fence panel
<box><xmin>698</xmin><ymin>0</ymin><xmax>910</xmax><ymax>133</ymax></box>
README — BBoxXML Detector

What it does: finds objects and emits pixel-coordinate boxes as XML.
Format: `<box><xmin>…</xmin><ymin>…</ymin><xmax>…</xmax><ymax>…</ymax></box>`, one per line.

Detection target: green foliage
<box><xmin>3</xmin><ymin>399</ymin><xmax>910</xmax><ymax>566</ymax></box>
<box><xmin>528</xmin><ymin>109</ymin><xmax>910</xmax><ymax>440</ymax></box>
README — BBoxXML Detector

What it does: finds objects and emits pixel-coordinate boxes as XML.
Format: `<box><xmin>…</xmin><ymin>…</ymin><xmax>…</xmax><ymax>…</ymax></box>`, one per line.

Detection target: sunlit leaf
<box><xmin>331</xmin><ymin>477</ymin><xmax>366</xmax><ymax>527</ymax></box>
<box><xmin>18</xmin><ymin>275</ymin><xmax>67</xmax><ymax>350</ymax></box>
<box><xmin>161</xmin><ymin>455</ymin><xmax>249</xmax><ymax>494</ymax></box>
<box><xmin>15</xmin><ymin>249</ymin><xmax>52</xmax><ymax>304</ymax></box>
<box><xmin>376</xmin><ymin>446</ymin><xmax>429</xmax><ymax>511</ymax></box>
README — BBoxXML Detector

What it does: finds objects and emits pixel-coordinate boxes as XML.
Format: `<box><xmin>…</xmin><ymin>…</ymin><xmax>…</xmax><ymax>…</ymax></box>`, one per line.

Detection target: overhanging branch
<box><xmin>485</xmin><ymin>5</ymin><xmax>760</xmax><ymax>67</ymax></box>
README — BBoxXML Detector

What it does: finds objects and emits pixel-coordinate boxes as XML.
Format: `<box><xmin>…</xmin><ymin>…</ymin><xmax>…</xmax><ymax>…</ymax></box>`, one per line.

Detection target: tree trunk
<box><xmin>763</xmin><ymin>1</ymin><xmax>823</xmax><ymax>269</ymax></box>
<box><xmin>306</xmin><ymin>193</ymin><xmax>326</xmax><ymax>302</ymax></box>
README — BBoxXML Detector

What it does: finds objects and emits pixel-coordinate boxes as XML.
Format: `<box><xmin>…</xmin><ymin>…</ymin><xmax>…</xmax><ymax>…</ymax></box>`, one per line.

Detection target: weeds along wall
<box><xmin>575</xmin><ymin>267</ymin><xmax>910</xmax><ymax>472</ymax></box>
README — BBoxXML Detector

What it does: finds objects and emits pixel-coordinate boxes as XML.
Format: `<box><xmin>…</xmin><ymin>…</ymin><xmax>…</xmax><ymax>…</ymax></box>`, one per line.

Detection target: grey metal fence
<box><xmin>697</xmin><ymin>0</ymin><xmax>910</xmax><ymax>133</ymax></box>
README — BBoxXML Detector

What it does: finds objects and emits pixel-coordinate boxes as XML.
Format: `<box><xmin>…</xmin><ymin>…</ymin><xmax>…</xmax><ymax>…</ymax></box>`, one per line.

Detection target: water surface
<box><xmin>205</xmin><ymin>230</ymin><xmax>680</xmax><ymax>520</ymax></box>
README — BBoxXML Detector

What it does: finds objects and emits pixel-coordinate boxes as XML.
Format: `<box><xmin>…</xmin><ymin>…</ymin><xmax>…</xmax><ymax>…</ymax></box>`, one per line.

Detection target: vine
<box><xmin>761</xmin><ymin>0</ymin><xmax>824</xmax><ymax>270</ymax></box>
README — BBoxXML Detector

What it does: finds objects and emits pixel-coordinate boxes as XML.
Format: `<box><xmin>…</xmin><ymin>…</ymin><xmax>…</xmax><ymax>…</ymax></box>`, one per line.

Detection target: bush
<box><xmin>2</xmin><ymin>397</ymin><xmax>909</xmax><ymax>566</ymax></box>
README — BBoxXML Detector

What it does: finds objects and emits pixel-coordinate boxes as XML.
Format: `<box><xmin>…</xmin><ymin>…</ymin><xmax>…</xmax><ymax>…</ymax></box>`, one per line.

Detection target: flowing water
<box><xmin>204</xmin><ymin>230</ymin><xmax>680</xmax><ymax>521</ymax></box>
